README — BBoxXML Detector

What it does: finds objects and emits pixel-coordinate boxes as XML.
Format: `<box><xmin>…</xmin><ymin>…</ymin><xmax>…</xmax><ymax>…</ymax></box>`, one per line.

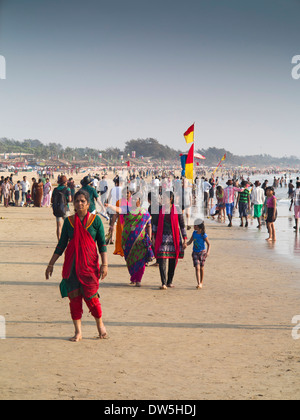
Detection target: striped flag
<box><xmin>212</xmin><ymin>153</ymin><xmax>226</xmax><ymax>174</ymax></box>
<box><xmin>185</xmin><ymin>143</ymin><xmax>194</xmax><ymax>180</ymax></box>
<box><xmin>183</xmin><ymin>123</ymin><xmax>194</xmax><ymax>144</ymax></box>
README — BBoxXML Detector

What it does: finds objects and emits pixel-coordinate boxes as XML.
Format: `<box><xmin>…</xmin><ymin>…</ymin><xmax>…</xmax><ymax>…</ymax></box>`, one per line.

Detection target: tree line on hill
<box><xmin>1</xmin><ymin>137</ymin><xmax>299</xmax><ymax>167</ymax></box>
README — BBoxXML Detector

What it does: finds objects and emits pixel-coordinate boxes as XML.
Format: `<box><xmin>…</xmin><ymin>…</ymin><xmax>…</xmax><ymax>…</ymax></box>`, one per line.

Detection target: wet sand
<box><xmin>0</xmin><ymin>171</ymin><xmax>300</xmax><ymax>400</ymax></box>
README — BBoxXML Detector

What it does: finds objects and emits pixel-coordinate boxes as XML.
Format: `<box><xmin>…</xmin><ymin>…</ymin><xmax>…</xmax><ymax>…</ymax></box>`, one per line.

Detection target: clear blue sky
<box><xmin>0</xmin><ymin>0</ymin><xmax>300</xmax><ymax>157</ymax></box>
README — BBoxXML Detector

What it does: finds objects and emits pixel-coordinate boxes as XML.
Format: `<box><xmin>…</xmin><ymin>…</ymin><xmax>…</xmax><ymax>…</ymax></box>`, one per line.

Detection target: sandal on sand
<box><xmin>167</xmin><ymin>284</ymin><xmax>174</xmax><ymax>288</ymax></box>
<box><xmin>160</xmin><ymin>285</ymin><xmax>167</xmax><ymax>290</ymax></box>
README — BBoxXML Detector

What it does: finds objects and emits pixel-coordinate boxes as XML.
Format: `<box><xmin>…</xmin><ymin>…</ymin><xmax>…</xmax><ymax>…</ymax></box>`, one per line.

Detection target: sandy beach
<box><xmin>0</xmin><ymin>171</ymin><xmax>300</xmax><ymax>400</ymax></box>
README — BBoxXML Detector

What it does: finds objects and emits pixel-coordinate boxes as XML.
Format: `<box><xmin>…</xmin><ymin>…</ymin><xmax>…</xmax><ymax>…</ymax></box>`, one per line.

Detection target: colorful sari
<box><xmin>113</xmin><ymin>197</ymin><xmax>132</xmax><ymax>257</ymax></box>
<box><xmin>154</xmin><ymin>205</ymin><xmax>187</xmax><ymax>267</ymax></box>
<box><xmin>60</xmin><ymin>213</ymin><xmax>101</xmax><ymax>300</ymax></box>
<box><xmin>42</xmin><ymin>181</ymin><xmax>52</xmax><ymax>207</ymax></box>
<box><xmin>121</xmin><ymin>207</ymin><xmax>154</xmax><ymax>284</ymax></box>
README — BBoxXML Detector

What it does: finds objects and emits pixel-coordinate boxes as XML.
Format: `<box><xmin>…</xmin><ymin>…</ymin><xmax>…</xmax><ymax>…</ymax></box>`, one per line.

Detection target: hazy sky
<box><xmin>0</xmin><ymin>0</ymin><xmax>300</xmax><ymax>157</ymax></box>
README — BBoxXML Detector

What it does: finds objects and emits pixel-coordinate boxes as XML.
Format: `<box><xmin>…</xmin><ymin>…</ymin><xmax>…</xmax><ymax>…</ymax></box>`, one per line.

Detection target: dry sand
<box><xmin>0</xmin><ymin>170</ymin><xmax>300</xmax><ymax>400</ymax></box>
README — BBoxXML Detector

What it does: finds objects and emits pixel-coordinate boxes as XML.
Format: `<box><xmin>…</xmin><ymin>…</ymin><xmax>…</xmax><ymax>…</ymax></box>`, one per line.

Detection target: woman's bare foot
<box><xmin>70</xmin><ymin>320</ymin><xmax>82</xmax><ymax>342</ymax></box>
<box><xmin>95</xmin><ymin>317</ymin><xmax>108</xmax><ymax>339</ymax></box>
<box><xmin>98</xmin><ymin>325</ymin><xmax>108</xmax><ymax>339</ymax></box>
<box><xmin>69</xmin><ymin>333</ymin><xmax>82</xmax><ymax>342</ymax></box>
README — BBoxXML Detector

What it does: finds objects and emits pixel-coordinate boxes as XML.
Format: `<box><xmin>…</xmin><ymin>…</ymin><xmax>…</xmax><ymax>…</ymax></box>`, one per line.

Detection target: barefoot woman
<box><xmin>45</xmin><ymin>189</ymin><xmax>108</xmax><ymax>341</ymax></box>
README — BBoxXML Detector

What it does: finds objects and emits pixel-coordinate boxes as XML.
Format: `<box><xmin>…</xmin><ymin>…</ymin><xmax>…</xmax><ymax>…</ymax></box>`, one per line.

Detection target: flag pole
<box><xmin>192</xmin><ymin>122</ymin><xmax>195</xmax><ymax>184</ymax></box>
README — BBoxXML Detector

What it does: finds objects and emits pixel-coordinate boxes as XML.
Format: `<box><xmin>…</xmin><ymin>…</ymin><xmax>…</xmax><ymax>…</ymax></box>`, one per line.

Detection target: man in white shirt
<box><xmin>251</xmin><ymin>180</ymin><xmax>265</xmax><ymax>228</ymax></box>
<box><xmin>20</xmin><ymin>176</ymin><xmax>30</xmax><ymax>206</ymax></box>
<box><xmin>107</xmin><ymin>178</ymin><xmax>122</xmax><ymax>244</ymax></box>
<box><xmin>97</xmin><ymin>175</ymin><xmax>108</xmax><ymax>205</ymax></box>
<box><xmin>202</xmin><ymin>178</ymin><xmax>212</xmax><ymax>209</ymax></box>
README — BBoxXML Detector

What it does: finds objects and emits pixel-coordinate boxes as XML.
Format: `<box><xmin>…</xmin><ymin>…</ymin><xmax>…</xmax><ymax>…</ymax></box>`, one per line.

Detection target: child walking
<box><xmin>187</xmin><ymin>219</ymin><xmax>211</xmax><ymax>289</ymax></box>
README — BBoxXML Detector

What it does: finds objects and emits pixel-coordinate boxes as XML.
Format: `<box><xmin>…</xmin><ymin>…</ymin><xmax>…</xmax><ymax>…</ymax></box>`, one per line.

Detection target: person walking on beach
<box><xmin>251</xmin><ymin>181</ymin><xmax>265</xmax><ymax>228</ymax></box>
<box><xmin>202</xmin><ymin>178</ymin><xmax>212</xmax><ymax>210</ymax></box>
<box><xmin>288</xmin><ymin>180</ymin><xmax>295</xmax><ymax>211</ymax></box>
<box><xmin>45</xmin><ymin>189</ymin><xmax>108</xmax><ymax>342</ymax></box>
<box><xmin>106</xmin><ymin>178</ymin><xmax>122</xmax><ymax>244</ymax></box>
<box><xmin>223</xmin><ymin>180</ymin><xmax>244</xmax><ymax>227</ymax></box>
<box><xmin>215</xmin><ymin>185</ymin><xmax>226</xmax><ymax>222</ymax></box>
<box><xmin>105</xmin><ymin>193</ymin><xmax>154</xmax><ymax>286</ymax></box>
<box><xmin>1</xmin><ymin>177</ymin><xmax>10</xmax><ymax>208</ymax></box>
<box><xmin>293</xmin><ymin>181</ymin><xmax>300</xmax><ymax>233</ymax></box>
<box><xmin>51</xmin><ymin>175</ymin><xmax>72</xmax><ymax>240</ymax></box>
<box><xmin>42</xmin><ymin>178</ymin><xmax>52</xmax><ymax>207</ymax></box>
<box><xmin>20</xmin><ymin>176</ymin><xmax>30</xmax><ymax>206</ymax></box>
<box><xmin>265</xmin><ymin>186</ymin><xmax>277</xmax><ymax>242</ymax></box>
<box><xmin>32</xmin><ymin>178</ymin><xmax>44</xmax><ymax>207</ymax></box>
<box><xmin>14</xmin><ymin>181</ymin><xmax>21</xmax><ymax>206</ymax></box>
<box><xmin>110</xmin><ymin>188</ymin><xmax>132</xmax><ymax>258</ymax></box>
<box><xmin>187</xmin><ymin>219</ymin><xmax>210</xmax><ymax>289</ymax></box>
<box><xmin>237</xmin><ymin>182</ymin><xmax>250</xmax><ymax>224</ymax></box>
<box><xmin>80</xmin><ymin>175</ymin><xmax>99</xmax><ymax>214</ymax></box>
<box><xmin>97</xmin><ymin>175</ymin><xmax>109</xmax><ymax>205</ymax></box>
<box><xmin>152</xmin><ymin>191</ymin><xmax>187</xmax><ymax>289</ymax></box>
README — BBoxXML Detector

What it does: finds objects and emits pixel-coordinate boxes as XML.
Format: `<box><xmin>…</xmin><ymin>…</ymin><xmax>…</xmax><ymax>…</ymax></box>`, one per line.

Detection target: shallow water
<box><xmin>137</xmin><ymin>172</ymin><xmax>300</xmax><ymax>270</ymax></box>
<box><xmin>203</xmin><ymin>172</ymin><xmax>300</xmax><ymax>270</ymax></box>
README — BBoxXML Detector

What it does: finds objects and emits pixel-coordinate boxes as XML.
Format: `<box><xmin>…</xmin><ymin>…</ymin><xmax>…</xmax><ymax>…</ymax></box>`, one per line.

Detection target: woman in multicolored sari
<box><xmin>45</xmin><ymin>189</ymin><xmax>108</xmax><ymax>342</ymax></box>
<box><xmin>111</xmin><ymin>188</ymin><xmax>132</xmax><ymax>257</ymax></box>
<box><xmin>105</xmin><ymin>194</ymin><xmax>154</xmax><ymax>286</ymax></box>
<box><xmin>42</xmin><ymin>178</ymin><xmax>52</xmax><ymax>207</ymax></box>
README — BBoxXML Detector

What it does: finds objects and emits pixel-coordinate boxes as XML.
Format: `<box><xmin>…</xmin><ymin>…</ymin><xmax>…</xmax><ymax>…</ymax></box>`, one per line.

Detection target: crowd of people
<box><xmin>1</xmin><ymin>168</ymin><xmax>299</xmax><ymax>341</ymax></box>
<box><xmin>43</xmin><ymin>169</ymin><xmax>300</xmax><ymax>341</ymax></box>
<box><xmin>0</xmin><ymin>173</ymin><xmax>76</xmax><ymax>208</ymax></box>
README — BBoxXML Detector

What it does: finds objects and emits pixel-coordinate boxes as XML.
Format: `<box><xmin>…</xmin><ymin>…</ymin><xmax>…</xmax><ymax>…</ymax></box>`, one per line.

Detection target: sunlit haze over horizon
<box><xmin>0</xmin><ymin>0</ymin><xmax>300</xmax><ymax>158</ymax></box>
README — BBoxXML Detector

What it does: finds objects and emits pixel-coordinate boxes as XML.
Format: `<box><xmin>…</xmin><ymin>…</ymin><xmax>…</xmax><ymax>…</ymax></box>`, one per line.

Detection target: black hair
<box><xmin>162</xmin><ymin>190</ymin><xmax>174</xmax><ymax>204</ymax></box>
<box><xmin>74</xmin><ymin>188</ymin><xmax>90</xmax><ymax>204</ymax></box>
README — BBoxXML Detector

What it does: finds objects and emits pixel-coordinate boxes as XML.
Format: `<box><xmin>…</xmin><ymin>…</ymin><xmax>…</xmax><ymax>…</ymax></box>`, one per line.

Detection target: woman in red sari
<box><xmin>45</xmin><ymin>189</ymin><xmax>108</xmax><ymax>342</ymax></box>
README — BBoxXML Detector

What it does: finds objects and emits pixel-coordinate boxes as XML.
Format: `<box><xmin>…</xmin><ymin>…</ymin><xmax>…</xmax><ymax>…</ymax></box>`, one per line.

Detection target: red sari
<box><xmin>62</xmin><ymin>212</ymin><xmax>101</xmax><ymax>300</ymax></box>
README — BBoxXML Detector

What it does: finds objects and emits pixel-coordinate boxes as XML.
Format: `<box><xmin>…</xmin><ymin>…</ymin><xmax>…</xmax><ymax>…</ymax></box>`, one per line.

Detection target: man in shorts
<box><xmin>236</xmin><ymin>181</ymin><xmax>251</xmax><ymax>227</ymax></box>
<box><xmin>251</xmin><ymin>180</ymin><xmax>265</xmax><ymax>228</ymax></box>
<box><xmin>223</xmin><ymin>180</ymin><xmax>244</xmax><ymax>227</ymax></box>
